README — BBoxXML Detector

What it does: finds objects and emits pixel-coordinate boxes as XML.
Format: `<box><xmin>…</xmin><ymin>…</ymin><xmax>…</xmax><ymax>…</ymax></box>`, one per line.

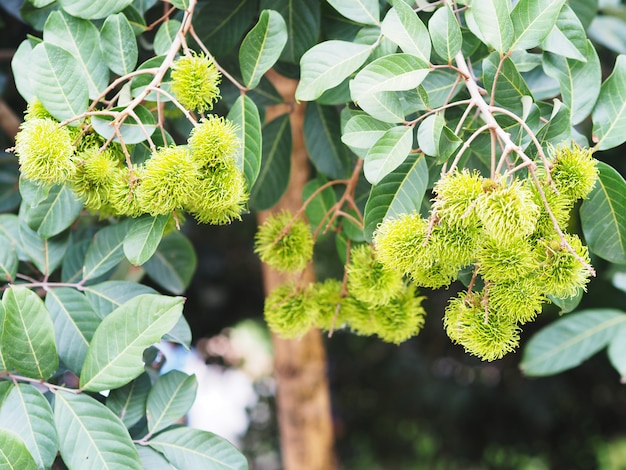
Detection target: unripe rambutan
<box><xmin>550</xmin><ymin>143</ymin><xmax>598</xmax><ymax>201</ymax></box>
<box><xmin>487</xmin><ymin>279</ymin><xmax>546</xmax><ymax>324</ymax></box>
<box><xmin>444</xmin><ymin>291</ymin><xmax>520</xmax><ymax>361</ymax></box>
<box><xmin>477</xmin><ymin>236</ymin><xmax>536</xmax><ymax>282</ymax></box>
<box><xmin>254</xmin><ymin>210</ymin><xmax>314</xmax><ymax>273</ymax></box>
<box><xmin>109</xmin><ymin>167</ymin><xmax>146</xmax><ymax>217</ymax></box>
<box><xmin>308</xmin><ymin>278</ymin><xmax>345</xmax><ymax>331</ymax></box>
<box><xmin>188</xmin><ymin>116</ymin><xmax>240</xmax><ymax>168</ymax></box>
<box><xmin>187</xmin><ymin>161</ymin><xmax>248</xmax><ymax>225</ymax></box>
<box><xmin>171</xmin><ymin>53</ymin><xmax>221</xmax><ymax>113</ymax></box>
<box><xmin>529</xmin><ymin>180</ymin><xmax>572</xmax><ymax>238</ymax></box>
<box><xmin>136</xmin><ymin>146</ymin><xmax>201</xmax><ymax>215</ymax></box>
<box><xmin>347</xmin><ymin>243</ymin><xmax>404</xmax><ymax>307</ymax></box>
<box><xmin>24</xmin><ymin>99</ymin><xmax>53</xmax><ymax>121</ymax></box>
<box><xmin>373</xmin><ymin>284</ymin><xmax>426</xmax><ymax>344</ymax></box>
<box><xmin>70</xmin><ymin>147</ymin><xmax>124</xmax><ymax>211</ymax></box>
<box><xmin>475</xmin><ymin>178</ymin><xmax>539</xmax><ymax>240</ymax></box>
<box><xmin>15</xmin><ymin>118</ymin><xmax>76</xmax><ymax>184</ymax></box>
<box><xmin>536</xmin><ymin>234</ymin><xmax>591</xmax><ymax>298</ymax></box>
<box><xmin>433</xmin><ymin>169</ymin><xmax>484</xmax><ymax>227</ymax></box>
<box><xmin>264</xmin><ymin>283</ymin><xmax>314</xmax><ymax>339</ymax></box>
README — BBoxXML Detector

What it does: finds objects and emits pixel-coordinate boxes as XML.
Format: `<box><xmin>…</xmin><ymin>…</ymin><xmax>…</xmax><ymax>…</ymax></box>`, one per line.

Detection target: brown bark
<box><xmin>257</xmin><ymin>69</ymin><xmax>336</xmax><ymax>470</ymax></box>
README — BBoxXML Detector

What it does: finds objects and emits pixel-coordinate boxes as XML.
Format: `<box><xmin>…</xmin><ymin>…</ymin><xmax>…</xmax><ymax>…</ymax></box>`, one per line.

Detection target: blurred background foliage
<box><xmin>3</xmin><ymin>1</ymin><xmax>626</xmax><ymax>469</ymax></box>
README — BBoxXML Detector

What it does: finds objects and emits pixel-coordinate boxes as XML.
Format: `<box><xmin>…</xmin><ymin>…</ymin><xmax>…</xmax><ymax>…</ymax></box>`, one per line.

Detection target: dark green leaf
<box><xmin>239</xmin><ymin>10</ymin><xmax>288</xmax><ymax>89</ymax></box>
<box><xmin>143</xmin><ymin>231</ymin><xmax>197</xmax><ymax>294</ymax></box>
<box><xmin>521</xmin><ymin>309</ymin><xmax>626</xmax><ymax>376</ymax></box>
<box><xmin>227</xmin><ymin>94</ymin><xmax>262</xmax><ymax>191</ymax></box>
<box><xmin>123</xmin><ymin>214</ymin><xmax>169</xmax><ymax>266</ymax></box>
<box><xmin>304</xmin><ymin>103</ymin><xmax>350</xmax><ymax>179</ymax></box>
<box><xmin>0</xmin><ymin>234</ymin><xmax>18</xmax><ymax>282</ymax></box>
<box><xmin>146</xmin><ymin>370</ymin><xmax>198</xmax><ymax>434</ymax></box>
<box><xmin>23</xmin><ymin>183</ymin><xmax>83</xmax><ymax>238</ymax></box>
<box><xmin>0</xmin><ymin>429</ymin><xmax>38</xmax><ymax>470</ymax></box>
<box><xmin>80</xmin><ymin>294</ymin><xmax>184</xmax><ymax>391</ymax></box>
<box><xmin>364</xmin><ymin>153</ymin><xmax>428</xmax><ymax>240</ymax></box>
<box><xmin>510</xmin><ymin>0</ymin><xmax>565</xmax><ymax>50</ymax></box>
<box><xmin>43</xmin><ymin>10</ymin><xmax>109</xmax><ymax>99</ymax></box>
<box><xmin>483</xmin><ymin>53</ymin><xmax>532</xmax><ymax>115</ymax></box>
<box><xmin>543</xmin><ymin>40</ymin><xmax>601</xmax><ymax>125</ymax></box>
<box><xmin>83</xmin><ymin>280</ymin><xmax>158</xmax><ymax>318</ymax></box>
<box><xmin>364</xmin><ymin>126</ymin><xmax>413</xmax><ymax>185</ymax></box>
<box><xmin>130</xmin><ymin>55</ymin><xmax>173</xmax><ymax>102</ymax></box>
<box><xmin>295</xmin><ymin>41</ymin><xmax>372</xmax><ymax>101</ymax></box>
<box><xmin>592</xmin><ymin>54</ymin><xmax>626</xmax><ymax>151</ymax></box>
<box><xmin>249</xmin><ymin>114</ymin><xmax>292</xmax><ymax>211</ymax></box>
<box><xmin>46</xmin><ymin>288</ymin><xmax>101</xmax><ymax>374</ymax></box>
<box><xmin>30</xmin><ymin>42</ymin><xmax>89</xmax><ymax>122</ymax></box>
<box><xmin>107</xmin><ymin>372</ymin><xmax>152</xmax><ymax>429</ymax></box>
<box><xmin>2</xmin><ymin>285</ymin><xmax>58</xmax><ymax>380</ymax></box>
<box><xmin>0</xmin><ymin>384</ymin><xmax>57</xmax><ymax>469</ymax></box>
<box><xmin>428</xmin><ymin>5</ymin><xmax>462</xmax><ymax>62</ymax></box>
<box><xmin>149</xmin><ymin>427</ymin><xmax>248</xmax><ymax>470</ymax></box>
<box><xmin>58</xmin><ymin>0</ymin><xmax>134</xmax><ymax>19</ymax></box>
<box><xmin>55</xmin><ymin>391</ymin><xmax>142</xmax><ymax>469</ymax></box>
<box><xmin>302</xmin><ymin>176</ymin><xmax>337</xmax><ymax>229</ymax></box>
<box><xmin>168</xmin><ymin>0</ymin><xmax>189</xmax><ymax>9</ymax></box>
<box><xmin>580</xmin><ymin>162</ymin><xmax>626</xmax><ymax>264</ymax></box>
<box><xmin>91</xmin><ymin>105</ymin><xmax>157</xmax><ymax>145</ymax></box>
<box><xmin>83</xmin><ymin>222</ymin><xmax>128</xmax><ymax>281</ymax></box>
<box><xmin>381</xmin><ymin>1</ymin><xmax>431</xmax><ymax>63</ymax></box>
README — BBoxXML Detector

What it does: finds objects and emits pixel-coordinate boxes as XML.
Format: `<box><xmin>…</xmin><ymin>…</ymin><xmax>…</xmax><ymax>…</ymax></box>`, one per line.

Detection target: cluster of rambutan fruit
<box><xmin>256</xmin><ymin>145</ymin><xmax>598</xmax><ymax>360</ymax></box>
<box><xmin>13</xmin><ymin>53</ymin><xmax>247</xmax><ymax>225</ymax></box>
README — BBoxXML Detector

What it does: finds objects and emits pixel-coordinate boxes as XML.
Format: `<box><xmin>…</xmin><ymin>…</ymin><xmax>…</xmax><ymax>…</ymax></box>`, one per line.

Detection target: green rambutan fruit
<box><xmin>433</xmin><ymin>169</ymin><xmax>484</xmax><ymax>227</ymax></box>
<box><xmin>536</xmin><ymin>234</ymin><xmax>591</xmax><ymax>298</ymax></box>
<box><xmin>171</xmin><ymin>53</ymin><xmax>221</xmax><ymax>113</ymax></box>
<box><xmin>487</xmin><ymin>279</ymin><xmax>546</xmax><ymax>324</ymax></box>
<box><xmin>373</xmin><ymin>284</ymin><xmax>426</xmax><ymax>344</ymax></box>
<box><xmin>550</xmin><ymin>143</ymin><xmax>598</xmax><ymax>201</ymax></box>
<box><xmin>477</xmin><ymin>236</ymin><xmax>537</xmax><ymax>282</ymax></box>
<box><xmin>254</xmin><ymin>210</ymin><xmax>314</xmax><ymax>273</ymax></box>
<box><xmin>70</xmin><ymin>147</ymin><xmax>124</xmax><ymax>211</ymax></box>
<box><xmin>188</xmin><ymin>115</ymin><xmax>240</xmax><ymax>169</ymax></box>
<box><xmin>264</xmin><ymin>282</ymin><xmax>315</xmax><ymax>339</ymax></box>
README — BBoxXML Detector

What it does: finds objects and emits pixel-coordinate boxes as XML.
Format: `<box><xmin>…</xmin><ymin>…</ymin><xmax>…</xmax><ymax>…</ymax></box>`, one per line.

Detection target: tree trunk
<box><xmin>257</xmin><ymin>69</ymin><xmax>336</xmax><ymax>470</ymax></box>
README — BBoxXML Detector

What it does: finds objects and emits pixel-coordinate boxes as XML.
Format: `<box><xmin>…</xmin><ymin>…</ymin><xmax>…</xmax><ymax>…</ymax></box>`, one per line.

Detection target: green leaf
<box><xmin>608</xmin><ymin>324</ymin><xmax>626</xmax><ymax>381</ymax></box>
<box><xmin>61</xmin><ymin>236</ymin><xmax>90</xmax><ymax>283</ymax></box>
<box><xmin>2</xmin><ymin>285</ymin><xmax>58</xmax><ymax>380</ymax></box>
<box><xmin>82</xmin><ymin>222</ymin><xmax>128</xmax><ymax>282</ymax></box>
<box><xmin>510</xmin><ymin>0</ymin><xmax>564</xmax><ymax>50</ymax></box>
<box><xmin>239</xmin><ymin>10</ymin><xmax>287</xmax><ymax>89</ymax></box>
<box><xmin>536</xmin><ymin>100</ymin><xmax>571</xmax><ymax>145</ymax></box>
<box><xmin>580</xmin><ymin>161</ymin><xmax>626</xmax><ymax>264</ymax></box>
<box><xmin>327</xmin><ymin>0</ymin><xmax>379</xmax><ymax>26</ymax></box>
<box><xmin>143</xmin><ymin>232</ymin><xmax>197</xmax><ymax>295</ymax></box>
<box><xmin>520</xmin><ymin>309</ymin><xmax>626</xmax><ymax>376</ymax></box>
<box><xmin>548</xmin><ymin>288</ymin><xmax>583</xmax><ymax>314</ymax></box>
<box><xmin>18</xmin><ymin>220</ymin><xmax>69</xmax><ymax>275</ymax></box>
<box><xmin>428</xmin><ymin>5</ymin><xmax>462</xmax><ymax>62</ymax></box>
<box><xmin>304</xmin><ymin>103</ymin><xmax>350</xmax><ymax>180</ymax></box>
<box><xmin>43</xmin><ymin>10</ymin><xmax>109</xmax><ymax>99</ymax></box>
<box><xmin>149</xmin><ymin>427</ymin><xmax>248</xmax><ymax>470</ymax></box>
<box><xmin>107</xmin><ymin>372</ymin><xmax>152</xmax><ymax>429</ymax></box>
<box><xmin>302</xmin><ymin>176</ymin><xmax>337</xmax><ymax>229</ymax></box>
<box><xmin>0</xmin><ymin>302</ymin><xmax>6</xmax><ymax>372</ymax></box>
<box><xmin>418</xmin><ymin>68</ymin><xmax>462</xmax><ymax>110</ymax></box>
<box><xmin>363</xmin><ymin>153</ymin><xmax>428</xmax><ymax>240</ymax></box>
<box><xmin>11</xmin><ymin>40</ymin><xmax>35</xmax><ymax>102</ymax></box>
<box><xmin>543</xmin><ymin>40</ymin><xmax>601</xmax><ymax>125</ymax></box>
<box><xmin>123</xmin><ymin>4</ymin><xmax>148</xmax><ymax>35</ymax></box>
<box><xmin>123</xmin><ymin>214</ymin><xmax>169</xmax><ymax>266</ymax></box>
<box><xmin>169</xmin><ymin>0</ymin><xmax>190</xmax><ymax>9</ymax></box>
<box><xmin>30</xmin><ymin>42</ymin><xmax>88</xmax><ymax>122</ymax></box>
<box><xmin>227</xmin><ymin>94</ymin><xmax>262</xmax><ymax>190</ymax></box>
<box><xmin>468</xmin><ymin>0</ymin><xmax>514</xmax><ymax>53</ymax></box>
<box><xmin>0</xmin><ymin>381</ymin><xmax>11</xmax><ymax>406</ymax></box>
<box><xmin>0</xmin><ymin>429</ymin><xmax>38</xmax><ymax>470</ymax></box>
<box><xmin>100</xmin><ymin>13</ymin><xmax>138</xmax><ymax>76</ymax></box>
<box><xmin>363</xmin><ymin>126</ymin><xmax>413</xmax><ymax>185</ymax></box>
<box><xmin>295</xmin><ymin>41</ymin><xmax>372</xmax><ymax>101</ymax></box>
<box><xmin>592</xmin><ymin>54</ymin><xmax>626</xmax><ymax>151</ymax></box>
<box><xmin>342</xmin><ymin>114</ymin><xmax>393</xmax><ymax>150</ymax></box>
<box><xmin>23</xmin><ymin>183</ymin><xmax>83</xmax><ymax>238</ymax></box>
<box><xmin>146</xmin><ymin>370</ymin><xmax>198</xmax><ymax>434</ymax></box>
<box><xmin>46</xmin><ymin>288</ymin><xmax>101</xmax><ymax>374</ymax></box>
<box><xmin>91</xmin><ymin>105</ymin><xmax>157</xmax><ymax>145</ymax></box>
<box><xmin>136</xmin><ymin>445</ymin><xmax>174</xmax><ymax>469</ymax></box>
<box><xmin>357</xmin><ymin>91</ymin><xmax>405</xmax><ymax>124</ymax></box>
<box><xmin>54</xmin><ymin>391</ymin><xmax>142</xmax><ymax>469</ymax></box>
<box><xmin>483</xmin><ymin>53</ymin><xmax>532</xmax><ymax>115</ymax></box>
<box><xmin>381</xmin><ymin>1</ymin><xmax>431</xmax><ymax>63</ymax></box>
<box><xmin>83</xmin><ymin>281</ymin><xmax>157</xmax><ymax>318</ymax></box>
<box><xmin>587</xmin><ymin>16</ymin><xmax>626</xmax><ymax>56</ymax></box>
<box><xmin>249</xmin><ymin>114</ymin><xmax>292</xmax><ymax>211</ymax></box>
<box><xmin>80</xmin><ymin>294</ymin><xmax>184</xmax><ymax>391</ymax></box>
<box><xmin>0</xmin><ymin>384</ymin><xmax>57</xmax><ymax>469</ymax></box>
<box><xmin>193</xmin><ymin>0</ymin><xmax>257</xmax><ymax>58</ymax></box>
<box><xmin>0</xmin><ymin>234</ymin><xmax>18</xmax><ymax>282</ymax></box>
<box><xmin>154</xmin><ymin>20</ymin><xmax>181</xmax><ymax>56</ymax></box>
<box><xmin>541</xmin><ymin>4</ymin><xmax>587</xmax><ymax>61</ymax></box>
<box><xmin>350</xmin><ymin>53</ymin><xmax>429</xmax><ymax>102</ymax></box>
<box><xmin>57</xmin><ymin>0</ymin><xmax>134</xmax><ymax>19</ymax></box>
<box><xmin>417</xmin><ymin>114</ymin><xmax>444</xmax><ymax>157</ymax></box>
<box><xmin>130</xmin><ymin>55</ymin><xmax>173</xmax><ymax>102</ymax></box>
